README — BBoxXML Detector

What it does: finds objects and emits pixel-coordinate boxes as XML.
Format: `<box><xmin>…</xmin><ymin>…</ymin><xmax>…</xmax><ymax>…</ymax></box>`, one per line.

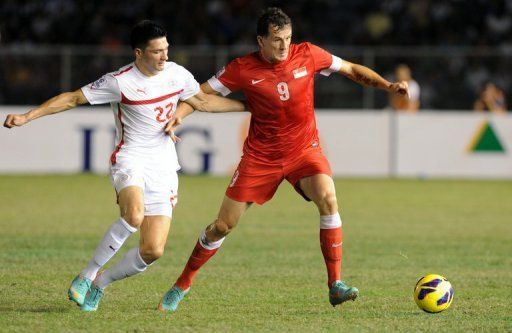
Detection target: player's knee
<box><xmin>319</xmin><ymin>190</ymin><xmax>338</xmax><ymax>214</ymax></box>
<box><xmin>140</xmin><ymin>244</ymin><xmax>164</xmax><ymax>264</ymax></box>
<box><xmin>122</xmin><ymin>207</ymin><xmax>144</xmax><ymax>228</ymax></box>
<box><xmin>213</xmin><ymin>218</ymin><xmax>235</xmax><ymax>237</ymax></box>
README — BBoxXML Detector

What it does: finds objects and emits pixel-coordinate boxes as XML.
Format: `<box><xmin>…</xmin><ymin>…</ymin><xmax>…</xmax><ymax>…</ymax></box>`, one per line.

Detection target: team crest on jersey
<box><xmin>91</xmin><ymin>77</ymin><xmax>106</xmax><ymax>89</ymax></box>
<box><xmin>215</xmin><ymin>66</ymin><xmax>226</xmax><ymax>78</ymax></box>
<box><xmin>293</xmin><ymin>66</ymin><xmax>308</xmax><ymax>79</ymax></box>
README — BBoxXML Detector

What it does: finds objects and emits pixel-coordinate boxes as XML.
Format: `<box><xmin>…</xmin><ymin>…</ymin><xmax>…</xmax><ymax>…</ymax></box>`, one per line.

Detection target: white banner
<box><xmin>1</xmin><ymin>107</ymin><xmax>511</xmax><ymax>178</ymax></box>
<box><xmin>397</xmin><ymin>113</ymin><xmax>512</xmax><ymax>178</ymax></box>
<box><xmin>317</xmin><ymin>111</ymin><xmax>390</xmax><ymax>177</ymax></box>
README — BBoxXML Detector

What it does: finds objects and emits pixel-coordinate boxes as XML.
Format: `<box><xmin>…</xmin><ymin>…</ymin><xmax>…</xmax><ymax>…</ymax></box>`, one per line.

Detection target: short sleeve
<box><xmin>207</xmin><ymin>60</ymin><xmax>241</xmax><ymax>96</ymax></box>
<box><xmin>178</xmin><ymin>68</ymin><xmax>201</xmax><ymax>101</ymax></box>
<box><xmin>409</xmin><ymin>80</ymin><xmax>420</xmax><ymax>101</ymax></box>
<box><xmin>306</xmin><ymin>42</ymin><xmax>343</xmax><ymax>77</ymax></box>
<box><xmin>81</xmin><ymin>74</ymin><xmax>121</xmax><ymax>105</ymax></box>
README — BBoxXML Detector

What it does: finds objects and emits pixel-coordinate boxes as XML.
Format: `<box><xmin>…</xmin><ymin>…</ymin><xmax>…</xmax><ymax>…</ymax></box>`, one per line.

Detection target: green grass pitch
<box><xmin>0</xmin><ymin>175</ymin><xmax>511</xmax><ymax>332</ymax></box>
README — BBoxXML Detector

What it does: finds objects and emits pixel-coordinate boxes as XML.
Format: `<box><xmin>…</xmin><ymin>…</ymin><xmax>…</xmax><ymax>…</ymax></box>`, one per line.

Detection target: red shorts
<box><xmin>225</xmin><ymin>147</ymin><xmax>332</xmax><ymax>205</ymax></box>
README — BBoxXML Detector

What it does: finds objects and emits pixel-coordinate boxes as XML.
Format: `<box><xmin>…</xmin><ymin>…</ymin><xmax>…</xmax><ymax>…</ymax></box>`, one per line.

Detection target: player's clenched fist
<box><xmin>3</xmin><ymin>114</ymin><xmax>29</xmax><ymax>128</ymax></box>
<box><xmin>389</xmin><ymin>81</ymin><xmax>410</xmax><ymax>99</ymax></box>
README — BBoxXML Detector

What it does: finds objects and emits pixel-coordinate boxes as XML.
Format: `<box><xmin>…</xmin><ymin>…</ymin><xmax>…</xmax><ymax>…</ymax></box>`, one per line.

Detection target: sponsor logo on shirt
<box><xmin>251</xmin><ymin>78</ymin><xmax>265</xmax><ymax>85</ymax></box>
<box><xmin>293</xmin><ymin>66</ymin><xmax>308</xmax><ymax>79</ymax></box>
<box><xmin>136</xmin><ymin>87</ymin><xmax>147</xmax><ymax>95</ymax></box>
<box><xmin>90</xmin><ymin>77</ymin><xmax>106</xmax><ymax>89</ymax></box>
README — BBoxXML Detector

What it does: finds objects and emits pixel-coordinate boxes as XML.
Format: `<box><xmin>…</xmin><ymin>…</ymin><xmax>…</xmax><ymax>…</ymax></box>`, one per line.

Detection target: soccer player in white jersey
<box><xmin>3</xmin><ymin>20</ymin><xmax>245</xmax><ymax>311</ymax></box>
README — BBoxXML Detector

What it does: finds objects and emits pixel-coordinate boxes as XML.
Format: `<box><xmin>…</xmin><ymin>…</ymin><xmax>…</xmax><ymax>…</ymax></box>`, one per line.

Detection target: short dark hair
<box><xmin>256</xmin><ymin>7</ymin><xmax>291</xmax><ymax>37</ymax></box>
<box><xmin>130</xmin><ymin>20</ymin><xmax>167</xmax><ymax>50</ymax></box>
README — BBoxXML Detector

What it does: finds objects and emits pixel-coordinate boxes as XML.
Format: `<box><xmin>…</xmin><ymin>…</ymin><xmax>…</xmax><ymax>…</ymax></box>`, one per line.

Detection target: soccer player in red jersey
<box><xmin>158</xmin><ymin>7</ymin><xmax>410</xmax><ymax>311</ymax></box>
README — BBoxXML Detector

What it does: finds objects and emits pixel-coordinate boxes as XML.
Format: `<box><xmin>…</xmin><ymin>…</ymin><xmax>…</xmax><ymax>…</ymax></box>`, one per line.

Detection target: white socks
<box><xmin>95</xmin><ymin>247</ymin><xmax>148</xmax><ymax>289</ymax></box>
<box><xmin>320</xmin><ymin>213</ymin><xmax>342</xmax><ymax>229</ymax></box>
<box><xmin>199</xmin><ymin>229</ymin><xmax>225</xmax><ymax>250</ymax></box>
<box><xmin>81</xmin><ymin>218</ymin><xmax>137</xmax><ymax>280</ymax></box>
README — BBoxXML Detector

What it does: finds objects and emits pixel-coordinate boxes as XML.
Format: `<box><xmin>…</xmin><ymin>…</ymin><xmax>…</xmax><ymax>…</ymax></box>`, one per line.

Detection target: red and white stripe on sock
<box><xmin>319</xmin><ymin>213</ymin><xmax>343</xmax><ymax>287</ymax></box>
<box><xmin>174</xmin><ymin>229</ymin><xmax>225</xmax><ymax>290</ymax></box>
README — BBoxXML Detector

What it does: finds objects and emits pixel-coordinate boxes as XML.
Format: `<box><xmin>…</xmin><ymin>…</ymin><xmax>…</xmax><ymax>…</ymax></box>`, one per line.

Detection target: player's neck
<box><xmin>259</xmin><ymin>50</ymin><xmax>282</xmax><ymax>64</ymax></box>
<box><xmin>134</xmin><ymin>60</ymin><xmax>158</xmax><ymax>77</ymax></box>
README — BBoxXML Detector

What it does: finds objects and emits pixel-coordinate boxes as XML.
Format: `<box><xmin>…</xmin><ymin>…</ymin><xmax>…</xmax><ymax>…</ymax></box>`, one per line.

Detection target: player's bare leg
<box><xmin>299</xmin><ymin>174</ymin><xmax>358</xmax><ymax>306</ymax></box>
<box><xmin>68</xmin><ymin>186</ymin><xmax>143</xmax><ymax>306</ymax></box>
<box><xmin>138</xmin><ymin>215</ymin><xmax>172</xmax><ymax>264</ymax></box>
<box><xmin>82</xmin><ymin>215</ymin><xmax>171</xmax><ymax>311</ymax></box>
<box><xmin>118</xmin><ymin>186</ymin><xmax>146</xmax><ymax>228</ymax></box>
<box><xmin>159</xmin><ymin>196</ymin><xmax>250</xmax><ymax>312</ymax></box>
<box><xmin>205</xmin><ymin>196</ymin><xmax>251</xmax><ymax>241</ymax></box>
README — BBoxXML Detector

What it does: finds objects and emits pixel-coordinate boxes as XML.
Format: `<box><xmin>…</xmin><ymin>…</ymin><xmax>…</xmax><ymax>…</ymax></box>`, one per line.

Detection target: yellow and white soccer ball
<box><xmin>414</xmin><ymin>274</ymin><xmax>454</xmax><ymax>313</ymax></box>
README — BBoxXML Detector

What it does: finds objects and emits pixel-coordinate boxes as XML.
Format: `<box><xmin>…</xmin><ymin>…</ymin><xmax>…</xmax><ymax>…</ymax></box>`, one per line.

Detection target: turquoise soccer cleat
<box><xmin>68</xmin><ymin>275</ymin><xmax>92</xmax><ymax>306</ymax></box>
<box><xmin>157</xmin><ymin>286</ymin><xmax>189</xmax><ymax>312</ymax></box>
<box><xmin>329</xmin><ymin>280</ymin><xmax>359</xmax><ymax>307</ymax></box>
<box><xmin>80</xmin><ymin>284</ymin><xmax>104</xmax><ymax>312</ymax></box>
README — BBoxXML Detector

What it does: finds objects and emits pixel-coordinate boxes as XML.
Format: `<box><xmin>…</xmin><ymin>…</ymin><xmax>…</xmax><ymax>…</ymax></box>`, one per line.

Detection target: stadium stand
<box><xmin>0</xmin><ymin>0</ymin><xmax>510</xmax><ymax>109</ymax></box>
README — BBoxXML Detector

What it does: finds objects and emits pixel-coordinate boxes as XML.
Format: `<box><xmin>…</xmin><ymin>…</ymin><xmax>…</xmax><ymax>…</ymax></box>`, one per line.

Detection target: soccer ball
<box><xmin>413</xmin><ymin>274</ymin><xmax>454</xmax><ymax>313</ymax></box>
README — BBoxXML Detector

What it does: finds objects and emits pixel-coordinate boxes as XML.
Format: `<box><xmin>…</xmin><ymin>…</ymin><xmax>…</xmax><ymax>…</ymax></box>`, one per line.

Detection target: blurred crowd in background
<box><xmin>2</xmin><ymin>0</ymin><xmax>512</xmax><ymax>47</ymax></box>
<box><xmin>0</xmin><ymin>0</ymin><xmax>510</xmax><ymax>111</ymax></box>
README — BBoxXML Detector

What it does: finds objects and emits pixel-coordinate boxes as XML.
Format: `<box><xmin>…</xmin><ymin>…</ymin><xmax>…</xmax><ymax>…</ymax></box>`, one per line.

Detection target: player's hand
<box><xmin>389</xmin><ymin>81</ymin><xmax>410</xmax><ymax>99</ymax></box>
<box><xmin>3</xmin><ymin>114</ymin><xmax>29</xmax><ymax>128</ymax></box>
<box><xmin>164</xmin><ymin>116</ymin><xmax>182</xmax><ymax>143</ymax></box>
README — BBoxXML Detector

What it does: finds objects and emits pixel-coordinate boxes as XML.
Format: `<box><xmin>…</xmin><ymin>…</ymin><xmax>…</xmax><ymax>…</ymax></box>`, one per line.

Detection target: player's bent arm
<box><xmin>339</xmin><ymin>60</ymin><xmax>410</xmax><ymax>97</ymax></box>
<box><xmin>183</xmin><ymin>90</ymin><xmax>246</xmax><ymax>113</ymax></box>
<box><xmin>164</xmin><ymin>102</ymin><xmax>194</xmax><ymax>138</ymax></box>
<box><xmin>339</xmin><ymin>60</ymin><xmax>392</xmax><ymax>90</ymax></box>
<box><xmin>163</xmin><ymin>81</ymin><xmax>222</xmax><ymax>138</ymax></box>
<box><xmin>3</xmin><ymin>89</ymin><xmax>89</xmax><ymax>128</ymax></box>
<box><xmin>175</xmin><ymin>101</ymin><xmax>196</xmax><ymax>119</ymax></box>
<box><xmin>164</xmin><ymin>82</ymin><xmax>246</xmax><ymax>141</ymax></box>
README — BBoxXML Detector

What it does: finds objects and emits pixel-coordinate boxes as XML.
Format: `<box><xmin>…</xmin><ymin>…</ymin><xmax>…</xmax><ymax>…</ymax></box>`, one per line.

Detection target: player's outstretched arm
<box><xmin>183</xmin><ymin>82</ymin><xmax>246</xmax><ymax>113</ymax></box>
<box><xmin>339</xmin><ymin>60</ymin><xmax>410</xmax><ymax>98</ymax></box>
<box><xmin>3</xmin><ymin>89</ymin><xmax>89</xmax><ymax>129</ymax></box>
<box><xmin>164</xmin><ymin>82</ymin><xmax>217</xmax><ymax>140</ymax></box>
<box><xmin>165</xmin><ymin>82</ymin><xmax>247</xmax><ymax>142</ymax></box>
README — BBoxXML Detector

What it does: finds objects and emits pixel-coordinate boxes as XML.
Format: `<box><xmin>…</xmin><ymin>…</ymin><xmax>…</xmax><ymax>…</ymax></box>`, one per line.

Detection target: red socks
<box><xmin>175</xmin><ymin>216</ymin><xmax>343</xmax><ymax>291</ymax></box>
<box><xmin>320</xmin><ymin>227</ymin><xmax>343</xmax><ymax>287</ymax></box>
<box><xmin>175</xmin><ymin>240</ymin><xmax>219</xmax><ymax>290</ymax></box>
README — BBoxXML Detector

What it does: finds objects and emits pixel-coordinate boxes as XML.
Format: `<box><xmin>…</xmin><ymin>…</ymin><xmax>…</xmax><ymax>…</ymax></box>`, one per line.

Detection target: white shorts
<box><xmin>110</xmin><ymin>165</ymin><xmax>179</xmax><ymax>217</ymax></box>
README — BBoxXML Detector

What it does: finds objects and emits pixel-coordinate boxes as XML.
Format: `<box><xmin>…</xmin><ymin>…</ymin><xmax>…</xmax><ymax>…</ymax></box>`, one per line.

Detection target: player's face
<box><xmin>258</xmin><ymin>24</ymin><xmax>292</xmax><ymax>63</ymax></box>
<box><xmin>136</xmin><ymin>37</ymin><xmax>169</xmax><ymax>75</ymax></box>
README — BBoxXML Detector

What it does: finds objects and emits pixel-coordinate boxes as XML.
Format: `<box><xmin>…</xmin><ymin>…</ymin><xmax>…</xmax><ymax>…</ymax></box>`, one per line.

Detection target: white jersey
<box><xmin>81</xmin><ymin>62</ymin><xmax>200</xmax><ymax>171</ymax></box>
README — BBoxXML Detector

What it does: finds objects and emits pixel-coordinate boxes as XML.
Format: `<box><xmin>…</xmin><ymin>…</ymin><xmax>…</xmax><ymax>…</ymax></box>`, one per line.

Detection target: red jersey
<box><xmin>208</xmin><ymin>42</ymin><xmax>342</xmax><ymax>162</ymax></box>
